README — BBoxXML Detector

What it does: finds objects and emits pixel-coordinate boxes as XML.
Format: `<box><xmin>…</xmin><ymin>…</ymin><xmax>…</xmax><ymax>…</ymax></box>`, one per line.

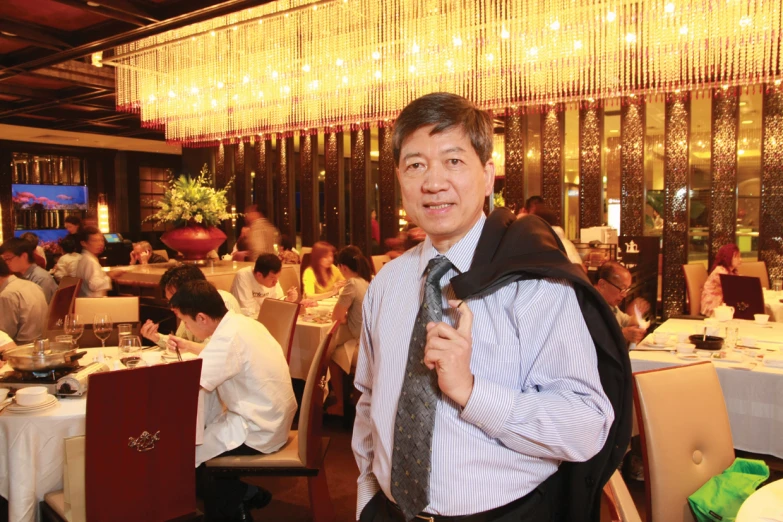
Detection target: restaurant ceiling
<box><xmin>0</xmin><ymin>0</ymin><xmax>272</xmax><ymax>143</ymax></box>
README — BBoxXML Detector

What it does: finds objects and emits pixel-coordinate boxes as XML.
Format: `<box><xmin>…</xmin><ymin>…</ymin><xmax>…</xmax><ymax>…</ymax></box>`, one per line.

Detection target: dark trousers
<box><xmin>196</xmin><ymin>444</ymin><xmax>259</xmax><ymax>520</ymax></box>
<box><xmin>359</xmin><ymin>489</ymin><xmax>549</xmax><ymax>522</ymax></box>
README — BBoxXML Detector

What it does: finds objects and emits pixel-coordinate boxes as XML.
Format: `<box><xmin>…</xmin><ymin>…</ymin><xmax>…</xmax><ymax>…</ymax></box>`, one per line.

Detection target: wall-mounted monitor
<box><xmin>103</xmin><ymin>233</ymin><xmax>123</xmax><ymax>244</ymax></box>
<box><xmin>12</xmin><ymin>184</ymin><xmax>88</xmax><ymax>211</ymax></box>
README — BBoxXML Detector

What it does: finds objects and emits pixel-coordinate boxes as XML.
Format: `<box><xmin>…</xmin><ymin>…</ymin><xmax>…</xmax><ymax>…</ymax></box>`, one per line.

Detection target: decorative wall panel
<box><xmin>662</xmin><ymin>92</ymin><xmax>690</xmax><ymax>318</ymax></box>
<box><xmin>300</xmin><ymin>133</ymin><xmax>318</xmax><ymax>247</ymax></box>
<box><xmin>579</xmin><ymin>102</ymin><xmax>603</xmax><ymax>229</ymax></box>
<box><xmin>253</xmin><ymin>139</ymin><xmax>272</xmax><ymax>217</ymax></box>
<box><xmin>378</xmin><ymin>126</ymin><xmax>398</xmax><ymax>246</ymax></box>
<box><xmin>541</xmin><ymin>106</ymin><xmax>564</xmax><ymax>220</ymax></box>
<box><xmin>760</xmin><ymin>83</ymin><xmax>783</xmax><ymax>280</ymax></box>
<box><xmin>709</xmin><ymin>87</ymin><xmax>739</xmax><ymax>266</ymax></box>
<box><xmin>277</xmin><ymin>136</ymin><xmax>295</xmax><ymax>240</ymax></box>
<box><xmin>620</xmin><ymin>96</ymin><xmax>645</xmax><ymax>236</ymax></box>
<box><xmin>325</xmin><ymin>131</ymin><xmax>345</xmax><ymax>247</ymax></box>
<box><xmin>234</xmin><ymin>141</ymin><xmax>248</xmax><ymax>211</ymax></box>
<box><xmin>215</xmin><ymin>142</ymin><xmax>225</xmax><ymax>188</ymax></box>
<box><xmin>504</xmin><ymin>113</ymin><xmax>525</xmax><ymax>213</ymax></box>
<box><xmin>351</xmin><ymin>129</ymin><xmax>371</xmax><ymax>254</ymax></box>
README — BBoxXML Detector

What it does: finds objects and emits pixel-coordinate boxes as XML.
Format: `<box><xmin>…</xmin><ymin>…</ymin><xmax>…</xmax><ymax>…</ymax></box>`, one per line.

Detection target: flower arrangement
<box><xmin>145</xmin><ymin>164</ymin><xmax>232</xmax><ymax>228</ymax></box>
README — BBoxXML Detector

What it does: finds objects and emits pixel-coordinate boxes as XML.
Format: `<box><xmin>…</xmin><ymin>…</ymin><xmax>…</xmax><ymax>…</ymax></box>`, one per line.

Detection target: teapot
<box><xmin>714</xmin><ymin>303</ymin><xmax>735</xmax><ymax>322</ymax></box>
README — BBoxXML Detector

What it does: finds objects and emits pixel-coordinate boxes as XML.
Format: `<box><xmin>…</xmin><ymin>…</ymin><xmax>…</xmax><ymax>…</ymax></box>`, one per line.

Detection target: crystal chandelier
<box><xmin>111</xmin><ymin>0</ymin><xmax>782</xmax><ymax>144</ymax></box>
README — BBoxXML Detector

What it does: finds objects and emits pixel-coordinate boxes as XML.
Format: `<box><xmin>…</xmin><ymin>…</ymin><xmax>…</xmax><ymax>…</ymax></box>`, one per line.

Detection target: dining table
<box><xmin>287</xmin><ymin>296</ymin><xmax>339</xmax><ymax>380</ymax></box>
<box><xmin>0</xmin><ymin>346</ymin><xmax>199</xmax><ymax>522</ymax></box>
<box><xmin>631</xmin><ymin>318</ymin><xmax>783</xmax><ymax>459</ymax></box>
<box><xmin>764</xmin><ymin>289</ymin><xmax>783</xmax><ymax>323</ymax></box>
<box><xmin>736</xmin><ymin>479</ymin><xmax>783</xmax><ymax>522</ymax></box>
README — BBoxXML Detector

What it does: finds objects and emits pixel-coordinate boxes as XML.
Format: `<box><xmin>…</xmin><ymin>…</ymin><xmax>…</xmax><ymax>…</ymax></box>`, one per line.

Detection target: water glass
<box><xmin>725</xmin><ymin>326</ymin><xmax>739</xmax><ymax>350</ymax></box>
<box><xmin>55</xmin><ymin>335</ymin><xmax>73</xmax><ymax>348</ymax></box>
<box><xmin>117</xmin><ymin>323</ymin><xmax>133</xmax><ymax>343</ymax></box>
<box><xmin>773</xmin><ymin>278</ymin><xmax>783</xmax><ymax>292</ymax></box>
<box><xmin>93</xmin><ymin>313</ymin><xmax>113</xmax><ymax>350</ymax></box>
<box><xmin>64</xmin><ymin>314</ymin><xmax>85</xmax><ymax>348</ymax></box>
<box><xmin>119</xmin><ymin>335</ymin><xmax>143</xmax><ymax>366</ymax></box>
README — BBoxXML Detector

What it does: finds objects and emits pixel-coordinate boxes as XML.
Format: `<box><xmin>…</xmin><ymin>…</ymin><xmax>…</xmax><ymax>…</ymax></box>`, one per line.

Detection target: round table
<box><xmin>736</xmin><ymin>479</ymin><xmax>783</xmax><ymax>522</ymax></box>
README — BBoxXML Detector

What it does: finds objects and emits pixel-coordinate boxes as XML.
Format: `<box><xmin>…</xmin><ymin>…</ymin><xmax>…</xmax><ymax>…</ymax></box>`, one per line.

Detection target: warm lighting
<box><xmin>97</xmin><ymin>195</ymin><xmax>110</xmax><ymax>234</ymax></box>
<box><xmin>110</xmin><ymin>0</ymin><xmax>783</xmax><ymax>144</ymax></box>
<box><xmin>91</xmin><ymin>51</ymin><xmax>103</xmax><ymax>68</ymax></box>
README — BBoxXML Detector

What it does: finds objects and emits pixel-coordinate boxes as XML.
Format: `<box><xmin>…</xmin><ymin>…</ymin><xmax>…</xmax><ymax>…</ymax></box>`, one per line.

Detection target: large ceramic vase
<box><xmin>160</xmin><ymin>225</ymin><xmax>226</xmax><ymax>261</ymax></box>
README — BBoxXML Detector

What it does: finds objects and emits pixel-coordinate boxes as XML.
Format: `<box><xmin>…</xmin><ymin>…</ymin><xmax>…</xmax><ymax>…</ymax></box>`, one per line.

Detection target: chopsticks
<box><xmin>175</xmin><ymin>345</ymin><xmax>182</xmax><ymax>362</ymax></box>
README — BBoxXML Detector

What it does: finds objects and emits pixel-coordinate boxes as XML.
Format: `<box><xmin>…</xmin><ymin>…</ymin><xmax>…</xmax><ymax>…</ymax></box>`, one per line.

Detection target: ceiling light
<box><xmin>625</xmin><ymin>33</ymin><xmax>637</xmax><ymax>44</ymax></box>
<box><xmin>0</xmin><ymin>31</ymin><xmax>17</xmax><ymax>37</ymax></box>
<box><xmin>742</xmin><ymin>120</ymin><xmax>753</xmax><ymax>124</ymax></box>
<box><xmin>550</xmin><ymin>21</ymin><xmax>560</xmax><ymax>31</ymax></box>
<box><xmin>664</xmin><ymin>2</ymin><xmax>675</xmax><ymax>13</ymax></box>
<box><xmin>500</xmin><ymin>28</ymin><xmax>510</xmax><ymax>39</ymax></box>
<box><xmin>607</xmin><ymin>11</ymin><xmax>616</xmax><ymax>22</ymax></box>
<box><xmin>86</xmin><ymin>1</ymin><xmax>101</xmax><ymax>6</ymax></box>
<box><xmin>574</xmin><ymin>40</ymin><xmax>583</xmax><ymax>50</ymax></box>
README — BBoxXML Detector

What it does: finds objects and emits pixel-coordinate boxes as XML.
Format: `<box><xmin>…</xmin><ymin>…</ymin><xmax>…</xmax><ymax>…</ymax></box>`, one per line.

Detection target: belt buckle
<box><xmin>415</xmin><ymin>516</ymin><xmax>435</xmax><ymax>522</ymax></box>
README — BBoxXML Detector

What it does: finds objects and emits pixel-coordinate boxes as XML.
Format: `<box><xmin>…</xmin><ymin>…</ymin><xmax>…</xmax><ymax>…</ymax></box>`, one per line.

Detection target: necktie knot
<box><xmin>426</xmin><ymin>255</ymin><xmax>453</xmax><ymax>286</ymax></box>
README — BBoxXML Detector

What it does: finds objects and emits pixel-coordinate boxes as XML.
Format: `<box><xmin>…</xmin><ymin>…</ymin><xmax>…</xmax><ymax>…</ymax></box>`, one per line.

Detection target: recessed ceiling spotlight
<box><xmin>86</xmin><ymin>1</ymin><xmax>101</xmax><ymax>6</ymax></box>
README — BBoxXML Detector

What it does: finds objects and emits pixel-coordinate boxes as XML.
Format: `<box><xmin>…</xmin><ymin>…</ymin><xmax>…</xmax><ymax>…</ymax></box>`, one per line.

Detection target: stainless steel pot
<box><xmin>2</xmin><ymin>340</ymin><xmax>87</xmax><ymax>371</ymax></box>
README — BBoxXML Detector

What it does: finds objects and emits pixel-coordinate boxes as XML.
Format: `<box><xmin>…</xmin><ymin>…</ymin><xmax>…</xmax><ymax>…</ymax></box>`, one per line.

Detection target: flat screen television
<box><xmin>11</xmin><ymin>184</ymin><xmax>88</xmax><ymax>211</ymax></box>
<box><xmin>103</xmin><ymin>233</ymin><xmax>123</xmax><ymax>244</ymax></box>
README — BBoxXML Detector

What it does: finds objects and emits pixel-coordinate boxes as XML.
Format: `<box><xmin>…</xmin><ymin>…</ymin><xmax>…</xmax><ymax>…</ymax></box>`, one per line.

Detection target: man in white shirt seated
<box><xmin>0</xmin><ymin>257</ymin><xmax>47</xmax><ymax>344</ymax></box>
<box><xmin>51</xmin><ymin>236</ymin><xmax>81</xmax><ymax>282</ymax></box>
<box><xmin>230</xmin><ymin>253</ymin><xmax>298</xmax><ymax>317</ymax></box>
<box><xmin>140</xmin><ymin>264</ymin><xmax>241</xmax><ymax>349</ymax></box>
<box><xmin>0</xmin><ymin>237</ymin><xmax>58</xmax><ymax>303</ymax></box>
<box><xmin>74</xmin><ymin>226</ymin><xmax>123</xmax><ymax>297</ymax></box>
<box><xmin>167</xmin><ymin>280</ymin><xmax>297</xmax><ymax>522</ymax></box>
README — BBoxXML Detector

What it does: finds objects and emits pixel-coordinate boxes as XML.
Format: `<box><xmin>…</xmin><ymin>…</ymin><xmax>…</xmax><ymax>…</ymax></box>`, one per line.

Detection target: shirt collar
<box><xmin>417</xmin><ymin>214</ymin><xmax>486</xmax><ymax>277</ymax></box>
<box><xmin>23</xmin><ymin>264</ymin><xmax>36</xmax><ymax>278</ymax></box>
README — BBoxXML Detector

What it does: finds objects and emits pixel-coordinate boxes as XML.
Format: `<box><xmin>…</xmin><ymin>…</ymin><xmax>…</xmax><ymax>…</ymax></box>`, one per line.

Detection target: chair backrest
<box><xmin>151</xmin><ymin>249</ymin><xmax>169</xmax><ymax>261</ymax></box>
<box><xmin>300</xmin><ymin>246</ymin><xmax>312</xmax><ymax>256</ymax></box>
<box><xmin>75</xmin><ymin>296</ymin><xmax>140</xmax><ymax>323</ymax></box>
<box><xmin>46</xmin><ymin>277</ymin><xmax>82</xmax><ymax>331</ymax></box>
<box><xmin>737</xmin><ymin>260</ymin><xmax>769</xmax><ymax>289</ymax></box>
<box><xmin>231</xmin><ymin>250</ymin><xmax>248</xmax><ymax>261</ymax></box>
<box><xmin>278</xmin><ymin>264</ymin><xmax>300</xmax><ymax>298</ymax></box>
<box><xmin>682</xmin><ymin>264</ymin><xmax>708</xmax><ymax>316</ymax></box>
<box><xmin>257</xmin><ymin>298</ymin><xmax>300</xmax><ymax>362</ymax></box>
<box><xmin>603</xmin><ymin>470</ymin><xmax>642</xmax><ymax>522</ymax></box>
<box><xmin>371</xmin><ymin>255</ymin><xmax>390</xmax><ymax>276</ymax></box>
<box><xmin>634</xmin><ymin>362</ymin><xmax>735</xmax><ymax>522</ymax></box>
<box><xmin>85</xmin><ymin>359</ymin><xmax>203</xmax><ymax>522</ymax></box>
<box><xmin>719</xmin><ymin>274</ymin><xmax>765</xmax><ymax>319</ymax></box>
<box><xmin>297</xmin><ymin>321</ymin><xmax>339</xmax><ymax>467</ymax></box>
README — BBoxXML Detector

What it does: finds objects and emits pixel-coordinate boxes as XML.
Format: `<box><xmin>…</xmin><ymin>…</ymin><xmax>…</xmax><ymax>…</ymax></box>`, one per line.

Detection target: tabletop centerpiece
<box><xmin>145</xmin><ymin>164</ymin><xmax>232</xmax><ymax>261</ymax></box>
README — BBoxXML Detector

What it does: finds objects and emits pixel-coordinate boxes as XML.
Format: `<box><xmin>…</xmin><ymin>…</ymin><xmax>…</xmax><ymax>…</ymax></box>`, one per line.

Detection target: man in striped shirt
<box><xmin>352</xmin><ymin>93</ymin><xmax>614</xmax><ymax>522</ymax></box>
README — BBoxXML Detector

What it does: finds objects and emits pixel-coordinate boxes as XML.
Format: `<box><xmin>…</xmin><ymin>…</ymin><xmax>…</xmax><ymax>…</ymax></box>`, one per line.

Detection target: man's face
<box><xmin>254</xmin><ymin>270</ymin><xmax>280</xmax><ymax>288</ymax></box>
<box><xmin>132</xmin><ymin>244</ymin><xmax>144</xmax><ymax>258</ymax></box>
<box><xmin>81</xmin><ymin>233</ymin><xmax>104</xmax><ymax>255</ymax></box>
<box><xmin>64</xmin><ymin>223</ymin><xmax>79</xmax><ymax>234</ymax></box>
<box><xmin>172</xmin><ymin>308</ymin><xmax>211</xmax><ymax>340</ymax></box>
<box><xmin>397</xmin><ymin>125</ymin><xmax>494</xmax><ymax>252</ymax></box>
<box><xmin>597</xmin><ymin>270</ymin><xmax>633</xmax><ymax>308</ymax></box>
<box><xmin>1</xmin><ymin>252</ymin><xmax>28</xmax><ymax>273</ymax></box>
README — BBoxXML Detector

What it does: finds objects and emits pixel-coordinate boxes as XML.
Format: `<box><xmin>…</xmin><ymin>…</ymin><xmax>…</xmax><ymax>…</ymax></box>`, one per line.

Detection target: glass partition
<box><xmin>688</xmin><ymin>91</ymin><xmax>711</xmax><ymax>265</ymax></box>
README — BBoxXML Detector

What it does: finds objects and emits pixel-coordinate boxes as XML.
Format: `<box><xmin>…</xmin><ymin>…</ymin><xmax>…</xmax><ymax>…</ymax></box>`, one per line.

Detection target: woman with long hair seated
<box><xmin>332</xmin><ymin>246</ymin><xmax>372</xmax><ymax>345</ymax></box>
<box><xmin>302</xmin><ymin>241</ymin><xmax>345</xmax><ymax>299</ymax></box>
<box><xmin>701</xmin><ymin>243</ymin><xmax>741</xmax><ymax>317</ymax></box>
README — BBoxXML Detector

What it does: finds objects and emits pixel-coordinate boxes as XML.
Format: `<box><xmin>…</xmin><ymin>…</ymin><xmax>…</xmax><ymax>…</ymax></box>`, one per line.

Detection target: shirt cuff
<box><xmin>356</xmin><ymin>475</ymin><xmax>380</xmax><ymax>520</ymax></box>
<box><xmin>460</xmin><ymin>375</ymin><xmax>516</xmax><ymax>438</ymax></box>
<box><xmin>156</xmin><ymin>334</ymin><xmax>169</xmax><ymax>349</ymax></box>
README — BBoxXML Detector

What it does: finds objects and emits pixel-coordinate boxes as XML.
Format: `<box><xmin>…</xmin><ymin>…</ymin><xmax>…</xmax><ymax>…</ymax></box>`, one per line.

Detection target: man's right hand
<box><xmin>140</xmin><ymin>319</ymin><xmax>160</xmax><ymax>343</ymax></box>
<box><xmin>623</xmin><ymin>326</ymin><xmax>646</xmax><ymax>344</ymax></box>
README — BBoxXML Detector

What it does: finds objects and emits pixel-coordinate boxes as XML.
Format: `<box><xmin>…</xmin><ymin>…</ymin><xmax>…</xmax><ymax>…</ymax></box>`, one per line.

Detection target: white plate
<box><xmin>676</xmin><ymin>353</ymin><xmax>700</xmax><ymax>361</ymax></box>
<box><xmin>638</xmin><ymin>341</ymin><xmax>674</xmax><ymax>350</ymax></box>
<box><xmin>6</xmin><ymin>395</ymin><xmax>59</xmax><ymax>414</ymax></box>
<box><xmin>710</xmin><ymin>353</ymin><xmax>745</xmax><ymax>363</ymax></box>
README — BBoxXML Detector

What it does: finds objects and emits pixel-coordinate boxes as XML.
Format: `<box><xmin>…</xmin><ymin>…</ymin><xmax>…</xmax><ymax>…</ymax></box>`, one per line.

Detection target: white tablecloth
<box><xmin>631</xmin><ymin>319</ymin><xmax>783</xmax><ymax>459</ymax></box>
<box><xmin>288</xmin><ymin>297</ymin><xmax>338</xmax><ymax>380</ymax></box>
<box><xmin>764</xmin><ymin>290</ymin><xmax>783</xmax><ymax>323</ymax></box>
<box><xmin>736</xmin><ymin>479</ymin><xmax>783</xmax><ymax>522</ymax></box>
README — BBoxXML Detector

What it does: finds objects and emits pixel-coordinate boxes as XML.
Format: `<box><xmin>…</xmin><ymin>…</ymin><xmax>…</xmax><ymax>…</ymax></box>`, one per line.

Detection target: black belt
<box><xmin>381</xmin><ymin>489</ymin><xmax>540</xmax><ymax>522</ymax></box>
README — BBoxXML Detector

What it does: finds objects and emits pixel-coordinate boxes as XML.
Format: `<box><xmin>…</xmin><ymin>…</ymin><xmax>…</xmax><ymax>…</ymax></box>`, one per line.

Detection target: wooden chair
<box><xmin>371</xmin><ymin>255</ymin><xmax>390</xmax><ymax>276</ymax></box>
<box><xmin>633</xmin><ymin>362</ymin><xmax>735</xmax><ymax>522</ymax></box>
<box><xmin>205</xmin><ymin>322</ymin><xmax>339</xmax><ymax>522</ymax></box>
<box><xmin>278</xmin><ymin>264</ymin><xmax>300</xmax><ymax>298</ymax></box>
<box><xmin>737</xmin><ymin>260</ymin><xmax>770</xmax><ymax>289</ymax></box>
<box><xmin>73</xmin><ymin>297</ymin><xmax>140</xmax><ymax>347</ymax></box>
<box><xmin>257</xmin><ymin>298</ymin><xmax>300</xmax><ymax>362</ymax></box>
<box><xmin>41</xmin><ymin>359</ymin><xmax>204</xmax><ymax>522</ymax></box>
<box><xmin>603</xmin><ymin>470</ymin><xmax>642</xmax><ymax>522</ymax></box>
<box><xmin>231</xmin><ymin>250</ymin><xmax>248</xmax><ymax>262</ymax></box>
<box><xmin>151</xmin><ymin>249</ymin><xmax>169</xmax><ymax>261</ymax></box>
<box><xmin>46</xmin><ymin>277</ymin><xmax>82</xmax><ymax>332</ymax></box>
<box><xmin>719</xmin><ymin>274</ymin><xmax>765</xmax><ymax>320</ymax></box>
<box><xmin>682</xmin><ymin>263</ymin><xmax>708</xmax><ymax>316</ymax></box>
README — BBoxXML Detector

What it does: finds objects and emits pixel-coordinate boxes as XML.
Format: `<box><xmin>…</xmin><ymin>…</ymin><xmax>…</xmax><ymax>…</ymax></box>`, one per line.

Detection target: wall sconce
<box><xmin>97</xmin><ymin>194</ymin><xmax>110</xmax><ymax>233</ymax></box>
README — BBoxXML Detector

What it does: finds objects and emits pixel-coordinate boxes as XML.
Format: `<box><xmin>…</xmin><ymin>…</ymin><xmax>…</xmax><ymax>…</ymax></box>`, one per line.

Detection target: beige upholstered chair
<box><xmin>205</xmin><ymin>322</ymin><xmax>339</xmax><ymax>522</ymax></box>
<box><xmin>152</xmin><ymin>249</ymin><xmax>169</xmax><ymax>261</ymax></box>
<box><xmin>371</xmin><ymin>254</ymin><xmax>391</xmax><ymax>276</ymax></box>
<box><xmin>738</xmin><ymin>260</ymin><xmax>769</xmax><ymax>289</ymax></box>
<box><xmin>278</xmin><ymin>264</ymin><xmax>300</xmax><ymax>298</ymax></box>
<box><xmin>603</xmin><ymin>470</ymin><xmax>642</xmax><ymax>522</ymax></box>
<box><xmin>300</xmin><ymin>246</ymin><xmax>312</xmax><ymax>256</ymax></box>
<box><xmin>634</xmin><ymin>362</ymin><xmax>735</xmax><ymax>522</ymax></box>
<box><xmin>73</xmin><ymin>297</ymin><xmax>140</xmax><ymax>347</ymax></box>
<box><xmin>257</xmin><ymin>298</ymin><xmax>300</xmax><ymax>362</ymax></box>
<box><xmin>682</xmin><ymin>264</ymin><xmax>709</xmax><ymax>316</ymax></box>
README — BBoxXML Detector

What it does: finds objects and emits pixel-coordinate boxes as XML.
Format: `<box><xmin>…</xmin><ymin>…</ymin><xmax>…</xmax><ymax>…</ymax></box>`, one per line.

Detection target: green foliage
<box><xmin>144</xmin><ymin>164</ymin><xmax>232</xmax><ymax>228</ymax></box>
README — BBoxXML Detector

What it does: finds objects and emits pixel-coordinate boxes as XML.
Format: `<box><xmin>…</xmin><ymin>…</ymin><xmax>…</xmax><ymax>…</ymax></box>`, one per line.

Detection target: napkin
<box><xmin>763</xmin><ymin>354</ymin><xmax>783</xmax><ymax>368</ymax></box>
<box><xmin>629</xmin><ymin>304</ymin><xmax>651</xmax><ymax>351</ymax></box>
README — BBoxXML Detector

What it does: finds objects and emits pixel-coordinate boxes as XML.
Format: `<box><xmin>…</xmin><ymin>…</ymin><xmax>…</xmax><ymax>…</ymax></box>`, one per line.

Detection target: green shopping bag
<box><xmin>688</xmin><ymin>458</ymin><xmax>769</xmax><ymax>522</ymax></box>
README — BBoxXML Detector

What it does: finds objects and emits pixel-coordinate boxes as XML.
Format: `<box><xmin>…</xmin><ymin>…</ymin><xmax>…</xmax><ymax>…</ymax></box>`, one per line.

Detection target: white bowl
<box><xmin>676</xmin><ymin>343</ymin><xmax>696</xmax><ymax>354</ymax></box>
<box><xmin>741</xmin><ymin>337</ymin><xmax>757</xmax><ymax>348</ymax></box>
<box><xmin>653</xmin><ymin>333</ymin><xmax>670</xmax><ymax>345</ymax></box>
<box><xmin>15</xmin><ymin>386</ymin><xmax>48</xmax><ymax>406</ymax></box>
<box><xmin>754</xmin><ymin>314</ymin><xmax>770</xmax><ymax>325</ymax></box>
<box><xmin>0</xmin><ymin>388</ymin><xmax>9</xmax><ymax>402</ymax></box>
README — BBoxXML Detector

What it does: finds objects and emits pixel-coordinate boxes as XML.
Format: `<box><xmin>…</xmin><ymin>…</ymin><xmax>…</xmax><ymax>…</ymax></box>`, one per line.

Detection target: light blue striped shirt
<box><xmin>352</xmin><ymin>215</ymin><xmax>613</xmax><ymax>517</ymax></box>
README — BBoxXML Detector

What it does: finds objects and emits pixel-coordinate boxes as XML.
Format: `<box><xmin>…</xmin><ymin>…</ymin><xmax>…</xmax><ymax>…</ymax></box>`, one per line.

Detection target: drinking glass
<box><xmin>55</xmin><ymin>335</ymin><xmax>73</xmax><ymax>348</ymax></box>
<box><xmin>93</xmin><ymin>313</ymin><xmax>113</xmax><ymax>350</ymax></box>
<box><xmin>64</xmin><ymin>314</ymin><xmax>84</xmax><ymax>348</ymax></box>
<box><xmin>725</xmin><ymin>326</ymin><xmax>739</xmax><ymax>350</ymax></box>
<box><xmin>774</xmin><ymin>278</ymin><xmax>783</xmax><ymax>292</ymax></box>
<box><xmin>119</xmin><ymin>335</ymin><xmax>142</xmax><ymax>367</ymax></box>
<box><xmin>117</xmin><ymin>323</ymin><xmax>133</xmax><ymax>345</ymax></box>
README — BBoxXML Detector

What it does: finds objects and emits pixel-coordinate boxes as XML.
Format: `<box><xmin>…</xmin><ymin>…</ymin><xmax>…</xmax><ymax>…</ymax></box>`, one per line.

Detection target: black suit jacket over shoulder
<box><xmin>450</xmin><ymin>208</ymin><xmax>633</xmax><ymax>522</ymax></box>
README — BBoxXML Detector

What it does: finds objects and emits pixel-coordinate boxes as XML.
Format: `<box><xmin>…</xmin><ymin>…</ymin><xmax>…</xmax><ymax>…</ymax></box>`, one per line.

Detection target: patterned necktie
<box><xmin>391</xmin><ymin>255</ymin><xmax>453</xmax><ymax>521</ymax></box>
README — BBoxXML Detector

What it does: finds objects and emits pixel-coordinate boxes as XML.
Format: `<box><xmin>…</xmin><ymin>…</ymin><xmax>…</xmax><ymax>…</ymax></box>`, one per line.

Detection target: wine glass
<box><xmin>64</xmin><ymin>314</ymin><xmax>84</xmax><ymax>348</ymax></box>
<box><xmin>93</xmin><ymin>313</ymin><xmax>113</xmax><ymax>350</ymax></box>
<box><xmin>119</xmin><ymin>335</ymin><xmax>142</xmax><ymax>366</ymax></box>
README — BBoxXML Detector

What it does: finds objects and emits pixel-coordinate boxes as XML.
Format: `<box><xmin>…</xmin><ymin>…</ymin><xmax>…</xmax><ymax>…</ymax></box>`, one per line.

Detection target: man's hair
<box><xmin>20</xmin><ymin>232</ymin><xmax>39</xmax><ymax>246</ymax></box>
<box><xmin>79</xmin><ymin>226</ymin><xmax>102</xmax><ymax>243</ymax></box>
<box><xmin>0</xmin><ymin>238</ymin><xmax>35</xmax><ymax>262</ymax></box>
<box><xmin>159</xmin><ymin>264</ymin><xmax>206</xmax><ymax>294</ymax></box>
<box><xmin>64</xmin><ymin>215</ymin><xmax>82</xmax><ymax>227</ymax></box>
<box><xmin>0</xmin><ymin>257</ymin><xmax>10</xmax><ymax>277</ymax></box>
<box><xmin>525</xmin><ymin>196</ymin><xmax>545</xmax><ymax>212</ymax></box>
<box><xmin>530</xmin><ymin>205</ymin><xmax>559</xmax><ymax>227</ymax></box>
<box><xmin>279</xmin><ymin>234</ymin><xmax>294</xmax><ymax>251</ymax></box>
<box><xmin>254</xmin><ymin>253</ymin><xmax>282</xmax><ymax>276</ymax></box>
<box><xmin>392</xmin><ymin>92</ymin><xmax>494</xmax><ymax>166</ymax></box>
<box><xmin>597</xmin><ymin>261</ymin><xmax>630</xmax><ymax>284</ymax></box>
<box><xmin>60</xmin><ymin>236</ymin><xmax>79</xmax><ymax>254</ymax></box>
<box><xmin>135</xmin><ymin>240</ymin><xmax>153</xmax><ymax>252</ymax></box>
<box><xmin>169</xmin><ymin>280</ymin><xmax>228</xmax><ymax>321</ymax></box>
